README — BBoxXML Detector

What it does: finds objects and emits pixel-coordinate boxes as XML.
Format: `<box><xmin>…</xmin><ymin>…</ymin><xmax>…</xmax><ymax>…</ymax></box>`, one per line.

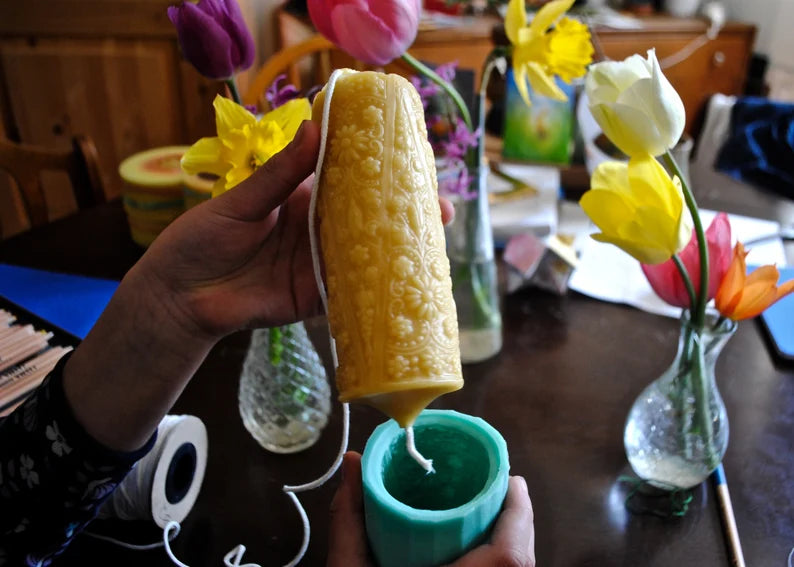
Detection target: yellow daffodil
<box><xmin>715</xmin><ymin>242</ymin><xmax>794</xmax><ymax>320</ymax></box>
<box><xmin>182</xmin><ymin>94</ymin><xmax>311</xmax><ymax>196</ymax></box>
<box><xmin>505</xmin><ymin>0</ymin><xmax>593</xmax><ymax>106</ymax></box>
<box><xmin>580</xmin><ymin>155</ymin><xmax>693</xmax><ymax>265</ymax></box>
<box><xmin>585</xmin><ymin>49</ymin><xmax>686</xmax><ymax>158</ymax></box>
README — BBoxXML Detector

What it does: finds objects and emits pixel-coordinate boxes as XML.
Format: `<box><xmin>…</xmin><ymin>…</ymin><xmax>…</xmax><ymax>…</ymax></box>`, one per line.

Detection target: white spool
<box><xmin>98</xmin><ymin>415</ymin><xmax>208</xmax><ymax>528</ymax></box>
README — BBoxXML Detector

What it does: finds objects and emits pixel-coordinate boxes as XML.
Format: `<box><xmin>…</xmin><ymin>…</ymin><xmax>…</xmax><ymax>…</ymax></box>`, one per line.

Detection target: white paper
<box><xmin>568</xmin><ymin>210</ymin><xmax>788</xmax><ymax>318</ymax></box>
<box><xmin>488</xmin><ymin>164</ymin><xmax>559</xmax><ymax>243</ymax></box>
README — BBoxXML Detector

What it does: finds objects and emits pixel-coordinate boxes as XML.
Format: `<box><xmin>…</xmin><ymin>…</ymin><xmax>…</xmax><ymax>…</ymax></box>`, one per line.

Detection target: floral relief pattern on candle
<box><xmin>314</xmin><ymin>71</ymin><xmax>462</xmax><ymax>426</ymax></box>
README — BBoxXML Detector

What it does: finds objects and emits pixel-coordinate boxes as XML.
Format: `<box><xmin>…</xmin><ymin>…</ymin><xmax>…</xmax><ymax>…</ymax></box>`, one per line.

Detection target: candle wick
<box><xmin>405</xmin><ymin>426</ymin><xmax>435</xmax><ymax>474</ymax></box>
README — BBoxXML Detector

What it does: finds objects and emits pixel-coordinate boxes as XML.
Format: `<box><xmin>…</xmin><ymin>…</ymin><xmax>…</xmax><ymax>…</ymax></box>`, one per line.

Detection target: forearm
<box><xmin>63</xmin><ymin>262</ymin><xmax>217</xmax><ymax>452</ymax></box>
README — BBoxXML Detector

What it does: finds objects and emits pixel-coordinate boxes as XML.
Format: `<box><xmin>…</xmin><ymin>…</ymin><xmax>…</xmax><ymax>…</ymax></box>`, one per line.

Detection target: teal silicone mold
<box><xmin>361</xmin><ymin>410</ymin><xmax>510</xmax><ymax>567</ymax></box>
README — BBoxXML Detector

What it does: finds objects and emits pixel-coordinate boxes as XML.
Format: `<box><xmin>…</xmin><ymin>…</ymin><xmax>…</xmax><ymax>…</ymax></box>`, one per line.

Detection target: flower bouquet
<box><xmin>579</xmin><ymin>50</ymin><xmax>794</xmax><ymax>489</ymax></box>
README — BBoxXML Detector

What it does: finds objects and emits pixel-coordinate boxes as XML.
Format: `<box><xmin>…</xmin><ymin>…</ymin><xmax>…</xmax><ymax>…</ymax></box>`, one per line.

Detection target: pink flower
<box><xmin>307</xmin><ymin>0</ymin><xmax>421</xmax><ymax>66</ymax></box>
<box><xmin>641</xmin><ymin>212</ymin><xmax>732</xmax><ymax>308</ymax></box>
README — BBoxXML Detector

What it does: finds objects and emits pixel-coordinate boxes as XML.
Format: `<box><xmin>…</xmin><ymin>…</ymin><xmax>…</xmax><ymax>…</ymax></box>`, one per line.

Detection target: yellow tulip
<box><xmin>505</xmin><ymin>0</ymin><xmax>593</xmax><ymax>106</ymax></box>
<box><xmin>580</xmin><ymin>156</ymin><xmax>693</xmax><ymax>264</ymax></box>
<box><xmin>585</xmin><ymin>49</ymin><xmax>685</xmax><ymax>158</ymax></box>
<box><xmin>715</xmin><ymin>242</ymin><xmax>794</xmax><ymax>320</ymax></box>
<box><xmin>181</xmin><ymin>94</ymin><xmax>312</xmax><ymax>195</ymax></box>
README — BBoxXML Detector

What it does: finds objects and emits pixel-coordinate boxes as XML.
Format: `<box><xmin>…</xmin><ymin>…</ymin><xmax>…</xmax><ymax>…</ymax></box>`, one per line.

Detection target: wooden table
<box><xmin>1</xmin><ymin>199</ymin><xmax>792</xmax><ymax>567</ymax></box>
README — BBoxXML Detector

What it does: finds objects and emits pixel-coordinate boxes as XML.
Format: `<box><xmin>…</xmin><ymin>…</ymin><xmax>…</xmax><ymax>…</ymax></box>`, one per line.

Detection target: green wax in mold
<box><xmin>383</xmin><ymin>425</ymin><xmax>489</xmax><ymax>511</ymax></box>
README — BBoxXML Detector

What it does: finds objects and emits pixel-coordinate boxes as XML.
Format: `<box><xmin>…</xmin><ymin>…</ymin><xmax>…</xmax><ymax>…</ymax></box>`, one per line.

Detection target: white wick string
<box><xmin>275</xmin><ymin>67</ymin><xmax>353</xmax><ymax>567</ymax></box>
<box><xmin>405</xmin><ymin>426</ymin><xmax>434</xmax><ymax>474</ymax></box>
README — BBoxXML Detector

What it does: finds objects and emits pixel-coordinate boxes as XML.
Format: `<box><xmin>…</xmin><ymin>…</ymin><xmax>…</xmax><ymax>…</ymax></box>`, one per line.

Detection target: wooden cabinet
<box><xmin>0</xmin><ymin>1</ymin><xmax>224</xmax><ymax>236</ymax></box>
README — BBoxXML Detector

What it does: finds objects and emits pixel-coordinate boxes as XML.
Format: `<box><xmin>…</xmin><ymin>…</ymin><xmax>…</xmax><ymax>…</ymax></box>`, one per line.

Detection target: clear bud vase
<box><xmin>238</xmin><ymin>323</ymin><xmax>331</xmax><ymax>454</ymax></box>
<box><xmin>445</xmin><ymin>165</ymin><xmax>503</xmax><ymax>363</ymax></box>
<box><xmin>624</xmin><ymin>312</ymin><xmax>737</xmax><ymax>489</ymax></box>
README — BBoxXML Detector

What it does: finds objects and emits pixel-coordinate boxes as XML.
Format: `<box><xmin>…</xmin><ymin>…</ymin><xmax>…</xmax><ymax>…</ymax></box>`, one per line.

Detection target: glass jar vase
<box><xmin>238</xmin><ymin>323</ymin><xmax>331</xmax><ymax>454</ymax></box>
<box><xmin>444</xmin><ymin>165</ymin><xmax>502</xmax><ymax>363</ymax></box>
<box><xmin>624</xmin><ymin>312</ymin><xmax>737</xmax><ymax>489</ymax></box>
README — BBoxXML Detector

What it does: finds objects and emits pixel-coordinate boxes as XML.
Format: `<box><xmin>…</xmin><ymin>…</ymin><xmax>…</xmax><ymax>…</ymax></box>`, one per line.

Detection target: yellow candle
<box><xmin>313</xmin><ymin>70</ymin><xmax>463</xmax><ymax>428</ymax></box>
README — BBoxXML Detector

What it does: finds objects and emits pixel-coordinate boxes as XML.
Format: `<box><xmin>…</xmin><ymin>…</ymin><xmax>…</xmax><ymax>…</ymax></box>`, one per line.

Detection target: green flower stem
<box><xmin>400</xmin><ymin>52</ymin><xmax>473</xmax><ymax>131</ymax></box>
<box><xmin>268</xmin><ymin>327</ymin><xmax>284</xmax><ymax>365</ymax></box>
<box><xmin>672</xmin><ymin>254</ymin><xmax>697</xmax><ymax>310</ymax></box>
<box><xmin>663</xmin><ymin>151</ymin><xmax>718</xmax><ymax>470</ymax></box>
<box><xmin>476</xmin><ymin>50</ymin><xmax>504</xmax><ymax>166</ymax></box>
<box><xmin>692</xmin><ymin>334</ymin><xmax>718</xmax><ymax>469</ymax></box>
<box><xmin>225</xmin><ymin>78</ymin><xmax>242</xmax><ymax>105</ymax></box>
<box><xmin>663</xmin><ymin>151</ymin><xmax>708</xmax><ymax>331</ymax></box>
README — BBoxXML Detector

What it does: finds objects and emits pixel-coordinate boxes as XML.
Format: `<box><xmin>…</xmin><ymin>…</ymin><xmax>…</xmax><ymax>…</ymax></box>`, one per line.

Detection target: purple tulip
<box><xmin>168</xmin><ymin>0</ymin><xmax>255</xmax><ymax>80</ymax></box>
<box><xmin>307</xmin><ymin>0</ymin><xmax>421</xmax><ymax>66</ymax></box>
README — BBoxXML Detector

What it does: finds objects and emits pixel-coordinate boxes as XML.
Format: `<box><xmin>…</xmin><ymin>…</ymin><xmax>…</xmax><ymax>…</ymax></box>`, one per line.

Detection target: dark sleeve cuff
<box><xmin>0</xmin><ymin>351</ymin><xmax>157</xmax><ymax>565</ymax></box>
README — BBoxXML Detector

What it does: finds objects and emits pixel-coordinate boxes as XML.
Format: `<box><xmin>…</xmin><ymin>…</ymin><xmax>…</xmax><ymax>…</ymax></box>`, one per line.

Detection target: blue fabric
<box><xmin>715</xmin><ymin>97</ymin><xmax>794</xmax><ymax>197</ymax></box>
<box><xmin>758</xmin><ymin>266</ymin><xmax>794</xmax><ymax>361</ymax></box>
<box><xmin>0</xmin><ymin>264</ymin><xmax>118</xmax><ymax>340</ymax></box>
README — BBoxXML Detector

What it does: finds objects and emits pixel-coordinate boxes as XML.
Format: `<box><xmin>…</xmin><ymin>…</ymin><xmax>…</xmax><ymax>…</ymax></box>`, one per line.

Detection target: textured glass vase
<box><xmin>238</xmin><ymin>323</ymin><xmax>331</xmax><ymax>454</ymax></box>
<box><xmin>624</xmin><ymin>312</ymin><xmax>737</xmax><ymax>489</ymax></box>
<box><xmin>444</xmin><ymin>166</ymin><xmax>502</xmax><ymax>363</ymax></box>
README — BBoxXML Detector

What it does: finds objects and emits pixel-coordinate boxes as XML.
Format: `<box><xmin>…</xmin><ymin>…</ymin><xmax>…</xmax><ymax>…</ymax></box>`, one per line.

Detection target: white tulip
<box><xmin>585</xmin><ymin>49</ymin><xmax>685</xmax><ymax>158</ymax></box>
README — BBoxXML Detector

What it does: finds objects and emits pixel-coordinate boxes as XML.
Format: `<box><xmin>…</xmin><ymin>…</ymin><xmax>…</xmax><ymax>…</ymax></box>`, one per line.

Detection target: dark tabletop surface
<box><xmin>1</xmin><ymin>197</ymin><xmax>792</xmax><ymax>567</ymax></box>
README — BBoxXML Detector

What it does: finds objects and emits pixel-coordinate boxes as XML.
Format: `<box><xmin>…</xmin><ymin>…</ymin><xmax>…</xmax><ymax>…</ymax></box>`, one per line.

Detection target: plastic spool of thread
<box><xmin>98</xmin><ymin>415</ymin><xmax>208</xmax><ymax>528</ymax></box>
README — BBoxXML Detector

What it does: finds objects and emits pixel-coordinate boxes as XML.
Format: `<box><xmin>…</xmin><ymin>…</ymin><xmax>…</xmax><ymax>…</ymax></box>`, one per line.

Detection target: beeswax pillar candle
<box><xmin>312</xmin><ymin>70</ymin><xmax>463</xmax><ymax>427</ymax></box>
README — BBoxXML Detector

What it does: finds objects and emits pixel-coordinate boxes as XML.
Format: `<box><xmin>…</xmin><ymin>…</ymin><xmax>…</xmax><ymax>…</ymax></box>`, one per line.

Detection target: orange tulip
<box><xmin>715</xmin><ymin>242</ymin><xmax>794</xmax><ymax>320</ymax></box>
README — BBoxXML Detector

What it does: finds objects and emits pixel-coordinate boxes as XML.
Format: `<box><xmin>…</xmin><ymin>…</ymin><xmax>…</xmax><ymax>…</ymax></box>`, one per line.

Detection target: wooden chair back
<box><xmin>243</xmin><ymin>35</ymin><xmax>416</xmax><ymax>111</ymax></box>
<box><xmin>0</xmin><ymin>135</ymin><xmax>105</xmax><ymax>234</ymax></box>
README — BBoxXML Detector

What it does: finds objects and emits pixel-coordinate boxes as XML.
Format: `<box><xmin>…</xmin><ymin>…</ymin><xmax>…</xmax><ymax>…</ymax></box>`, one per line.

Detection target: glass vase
<box><xmin>624</xmin><ymin>312</ymin><xmax>737</xmax><ymax>489</ymax></box>
<box><xmin>444</xmin><ymin>165</ymin><xmax>502</xmax><ymax>363</ymax></box>
<box><xmin>238</xmin><ymin>323</ymin><xmax>331</xmax><ymax>454</ymax></box>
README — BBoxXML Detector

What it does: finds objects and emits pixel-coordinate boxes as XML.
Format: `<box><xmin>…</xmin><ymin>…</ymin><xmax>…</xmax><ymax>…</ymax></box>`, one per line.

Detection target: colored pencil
<box><xmin>712</xmin><ymin>464</ymin><xmax>746</xmax><ymax>567</ymax></box>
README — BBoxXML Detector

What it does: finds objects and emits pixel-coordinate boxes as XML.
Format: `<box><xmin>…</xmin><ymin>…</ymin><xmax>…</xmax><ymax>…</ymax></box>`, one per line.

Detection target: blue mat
<box><xmin>757</xmin><ymin>266</ymin><xmax>794</xmax><ymax>362</ymax></box>
<box><xmin>0</xmin><ymin>263</ymin><xmax>118</xmax><ymax>339</ymax></box>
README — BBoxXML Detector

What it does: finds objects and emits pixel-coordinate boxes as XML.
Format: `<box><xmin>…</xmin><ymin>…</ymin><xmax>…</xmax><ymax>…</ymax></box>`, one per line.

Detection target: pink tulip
<box><xmin>307</xmin><ymin>0</ymin><xmax>421</xmax><ymax>66</ymax></box>
<box><xmin>641</xmin><ymin>212</ymin><xmax>732</xmax><ymax>308</ymax></box>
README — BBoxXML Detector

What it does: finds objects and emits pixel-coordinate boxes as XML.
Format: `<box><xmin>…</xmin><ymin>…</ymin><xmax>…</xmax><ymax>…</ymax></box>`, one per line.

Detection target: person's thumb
<box><xmin>211</xmin><ymin>119</ymin><xmax>320</xmax><ymax>221</ymax></box>
<box><xmin>327</xmin><ymin>451</ymin><xmax>373</xmax><ymax>567</ymax></box>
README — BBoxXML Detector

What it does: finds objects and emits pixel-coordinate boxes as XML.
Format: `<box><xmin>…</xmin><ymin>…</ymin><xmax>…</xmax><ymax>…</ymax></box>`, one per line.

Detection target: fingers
<box><xmin>449</xmin><ymin>475</ymin><xmax>535</xmax><ymax>567</ymax></box>
<box><xmin>440</xmin><ymin>197</ymin><xmax>455</xmax><ymax>226</ymax></box>
<box><xmin>327</xmin><ymin>452</ymin><xmax>373</xmax><ymax>567</ymax></box>
<box><xmin>212</xmin><ymin>120</ymin><xmax>320</xmax><ymax>221</ymax></box>
<box><xmin>490</xmin><ymin>476</ymin><xmax>535</xmax><ymax>565</ymax></box>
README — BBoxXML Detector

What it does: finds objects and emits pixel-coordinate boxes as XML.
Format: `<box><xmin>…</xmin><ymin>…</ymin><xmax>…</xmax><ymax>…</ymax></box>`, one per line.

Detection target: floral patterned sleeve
<box><xmin>0</xmin><ymin>355</ymin><xmax>156</xmax><ymax>567</ymax></box>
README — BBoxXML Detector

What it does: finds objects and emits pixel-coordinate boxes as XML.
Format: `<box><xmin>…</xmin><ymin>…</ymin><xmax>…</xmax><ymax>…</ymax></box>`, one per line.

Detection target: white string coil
<box><xmin>84</xmin><ymin>415</ymin><xmax>207</xmax><ymax>550</ymax></box>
